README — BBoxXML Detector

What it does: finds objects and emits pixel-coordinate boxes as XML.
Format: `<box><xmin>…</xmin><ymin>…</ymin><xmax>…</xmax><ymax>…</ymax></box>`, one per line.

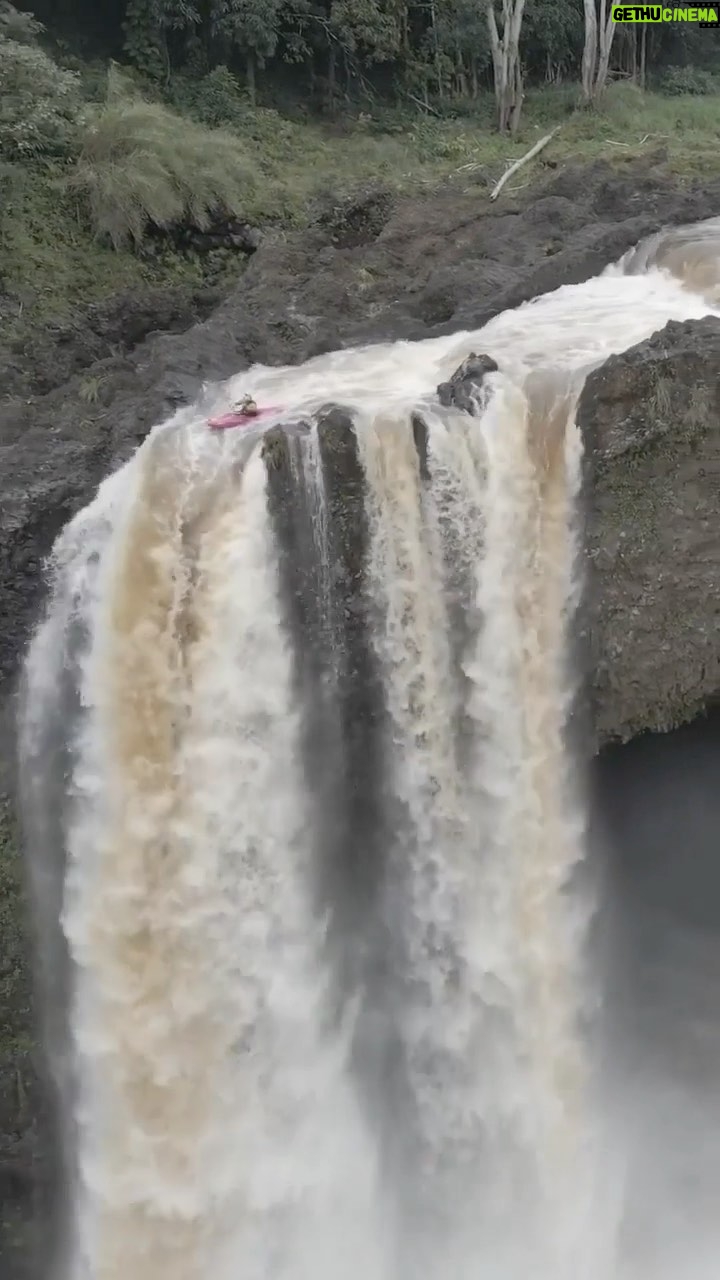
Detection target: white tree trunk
<box><xmin>486</xmin><ymin>0</ymin><xmax>526</xmax><ymax>134</ymax></box>
<box><xmin>581</xmin><ymin>0</ymin><xmax>598</xmax><ymax>102</ymax></box>
<box><xmin>594</xmin><ymin>0</ymin><xmax>617</xmax><ymax>98</ymax></box>
<box><xmin>581</xmin><ymin>0</ymin><xmax>617</xmax><ymax>103</ymax></box>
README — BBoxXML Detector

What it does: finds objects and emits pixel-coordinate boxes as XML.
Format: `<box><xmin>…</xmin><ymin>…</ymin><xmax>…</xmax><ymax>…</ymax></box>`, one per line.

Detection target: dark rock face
<box><xmin>145</xmin><ymin>212</ymin><xmax>261</xmax><ymax>257</ymax></box>
<box><xmin>314</xmin><ymin>184</ymin><xmax>395</xmax><ymax>249</ymax></box>
<box><xmin>579</xmin><ymin>315</ymin><xmax>720</xmax><ymax>745</ymax></box>
<box><xmin>0</xmin><ymin>285</ymin><xmax>225</xmax><ymax>400</ymax></box>
<box><xmin>263</xmin><ymin>411</ymin><xmax>392</xmax><ymax>1008</ymax></box>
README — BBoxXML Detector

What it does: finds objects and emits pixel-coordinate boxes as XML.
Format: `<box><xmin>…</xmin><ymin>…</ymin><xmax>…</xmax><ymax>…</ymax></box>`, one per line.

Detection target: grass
<box><xmin>1</xmin><ymin>79</ymin><xmax>719</xmax><ymax>354</ymax></box>
<box><xmin>68</xmin><ymin>93</ymin><xmax>259</xmax><ymax>249</ymax></box>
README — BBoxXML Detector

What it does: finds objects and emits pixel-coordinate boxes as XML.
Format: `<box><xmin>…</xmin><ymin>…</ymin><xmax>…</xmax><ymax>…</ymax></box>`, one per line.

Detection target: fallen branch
<box><xmin>490</xmin><ymin>127</ymin><xmax>559</xmax><ymax>202</ymax></box>
<box><xmin>406</xmin><ymin>91</ymin><xmax>442</xmax><ymax>117</ymax></box>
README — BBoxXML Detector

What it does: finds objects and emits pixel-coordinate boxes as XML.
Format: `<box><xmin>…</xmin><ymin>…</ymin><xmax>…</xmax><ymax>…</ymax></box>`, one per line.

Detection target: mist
<box><xmin>593</xmin><ymin>707</ymin><xmax>720</xmax><ymax>1280</ymax></box>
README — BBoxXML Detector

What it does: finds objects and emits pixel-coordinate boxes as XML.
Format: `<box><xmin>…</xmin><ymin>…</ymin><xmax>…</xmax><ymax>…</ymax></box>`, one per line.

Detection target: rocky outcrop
<box><xmin>0</xmin><ymin>285</ymin><xmax>225</xmax><ymax>400</ymax></box>
<box><xmin>144</xmin><ymin>213</ymin><xmax>261</xmax><ymax>258</ymax></box>
<box><xmin>579</xmin><ymin>315</ymin><xmax>720</xmax><ymax>744</ymax></box>
<box><xmin>436</xmin><ymin>320</ymin><xmax>720</xmax><ymax>743</ymax></box>
<box><xmin>263</xmin><ymin>412</ymin><xmax>391</xmax><ymax>1004</ymax></box>
<box><xmin>437</xmin><ymin>353</ymin><xmax>499</xmax><ymax>412</ymax></box>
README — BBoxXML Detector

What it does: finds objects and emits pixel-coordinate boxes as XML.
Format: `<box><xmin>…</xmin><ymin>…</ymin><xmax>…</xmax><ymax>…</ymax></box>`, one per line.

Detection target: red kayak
<box><xmin>208</xmin><ymin>405</ymin><xmax>283</xmax><ymax>430</ymax></box>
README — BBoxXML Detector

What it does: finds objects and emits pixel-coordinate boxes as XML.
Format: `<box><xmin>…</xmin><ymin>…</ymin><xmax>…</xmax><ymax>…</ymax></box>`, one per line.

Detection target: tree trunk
<box><xmin>486</xmin><ymin>0</ymin><xmax>526</xmax><ymax>133</ymax></box>
<box><xmin>327</xmin><ymin>41</ymin><xmax>336</xmax><ymax>107</ymax></box>
<box><xmin>430</xmin><ymin>0</ymin><xmax>444</xmax><ymax>98</ymax></box>
<box><xmin>625</xmin><ymin>27</ymin><xmax>635</xmax><ymax>80</ymax></box>
<box><xmin>639</xmin><ymin>23</ymin><xmax>647</xmax><ymax>90</ymax></box>
<box><xmin>455</xmin><ymin>48</ymin><xmax>468</xmax><ymax>97</ymax></box>
<box><xmin>581</xmin><ymin>0</ymin><xmax>598</xmax><ymax>102</ymax></box>
<box><xmin>401</xmin><ymin>5</ymin><xmax>409</xmax><ymax>52</ymax></box>
<box><xmin>582</xmin><ymin>0</ymin><xmax>617</xmax><ymax>103</ymax></box>
<box><xmin>594</xmin><ymin>0</ymin><xmax>616</xmax><ymax>98</ymax></box>
<box><xmin>509</xmin><ymin>57</ymin><xmax>523</xmax><ymax>136</ymax></box>
<box><xmin>246</xmin><ymin>49</ymin><xmax>256</xmax><ymax>106</ymax></box>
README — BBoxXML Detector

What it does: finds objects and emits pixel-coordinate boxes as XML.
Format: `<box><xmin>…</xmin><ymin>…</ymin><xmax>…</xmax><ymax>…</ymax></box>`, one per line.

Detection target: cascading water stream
<box><xmin>18</xmin><ymin>217</ymin><xmax>720</xmax><ymax>1280</ymax></box>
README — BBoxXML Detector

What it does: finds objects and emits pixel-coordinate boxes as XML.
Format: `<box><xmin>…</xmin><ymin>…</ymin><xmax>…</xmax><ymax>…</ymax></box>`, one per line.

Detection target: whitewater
<box><xmin>18</xmin><ymin>216</ymin><xmax>720</xmax><ymax>1280</ymax></box>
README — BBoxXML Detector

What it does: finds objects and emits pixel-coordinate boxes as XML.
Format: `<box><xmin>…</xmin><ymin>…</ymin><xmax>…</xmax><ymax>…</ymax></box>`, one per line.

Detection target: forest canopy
<box><xmin>17</xmin><ymin>0</ymin><xmax>720</xmax><ymax>117</ymax></box>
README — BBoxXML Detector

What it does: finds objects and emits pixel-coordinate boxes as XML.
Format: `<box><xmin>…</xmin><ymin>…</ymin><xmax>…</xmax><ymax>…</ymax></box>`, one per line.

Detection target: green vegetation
<box><xmin>34</xmin><ymin>0</ymin><xmax>719</xmax><ymax>111</ymax></box>
<box><xmin>0</xmin><ymin>1</ymin><xmax>719</xmax><ymax>366</ymax></box>
<box><xmin>68</xmin><ymin>70</ymin><xmax>259</xmax><ymax>248</ymax></box>
<box><xmin>0</xmin><ymin>21</ymin><xmax>80</xmax><ymax>159</ymax></box>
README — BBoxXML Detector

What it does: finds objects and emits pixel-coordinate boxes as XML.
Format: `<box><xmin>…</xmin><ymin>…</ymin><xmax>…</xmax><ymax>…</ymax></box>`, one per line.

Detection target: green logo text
<box><xmin>611</xmin><ymin>4</ymin><xmax>719</xmax><ymax>19</ymax></box>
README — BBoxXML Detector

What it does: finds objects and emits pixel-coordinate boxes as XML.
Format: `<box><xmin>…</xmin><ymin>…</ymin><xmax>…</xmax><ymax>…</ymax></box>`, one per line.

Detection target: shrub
<box><xmin>169</xmin><ymin>66</ymin><xmax>249</xmax><ymax>128</ymax></box>
<box><xmin>0</xmin><ymin>0</ymin><xmax>42</xmax><ymax>43</ymax></box>
<box><xmin>660</xmin><ymin>65</ymin><xmax>718</xmax><ymax>96</ymax></box>
<box><xmin>67</xmin><ymin>93</ymin><xmax>258</xmax><ymax>249</ymax></box>
<box><xmin>0</xmin><ymin>34</ymin><xmax>81</xmax><ymax>159</ymax></box>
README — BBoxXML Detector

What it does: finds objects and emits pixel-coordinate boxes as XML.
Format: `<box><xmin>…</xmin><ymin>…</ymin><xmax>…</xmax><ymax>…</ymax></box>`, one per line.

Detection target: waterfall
<box><xmin>18</xmin><ymin>218</ymin><xmax>720</xmax><ymax>1280</ymax></box>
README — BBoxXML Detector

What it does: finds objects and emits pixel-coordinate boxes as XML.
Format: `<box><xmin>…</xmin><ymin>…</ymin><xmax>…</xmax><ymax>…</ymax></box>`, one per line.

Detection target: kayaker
<box><xmin>234</xmin><ymin>394</ymin><xmax>259</xmax><ymax>416</ymax></box>
<box><xmin>208</xmin><ymin>393</ymin><xmax>282</xmax><ymax>430</ymax></box>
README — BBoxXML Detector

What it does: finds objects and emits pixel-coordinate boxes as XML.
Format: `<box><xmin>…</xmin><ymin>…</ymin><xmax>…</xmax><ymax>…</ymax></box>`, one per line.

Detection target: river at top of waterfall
<box><xmin>17</xmin><ymin>214</ymin><xmax>720</xmax><ymax>1280</ymax></box>
<box><xmin>189</xmin><ymin>213</ymin><xmax>720</xmax><ymax>429</ymax></box>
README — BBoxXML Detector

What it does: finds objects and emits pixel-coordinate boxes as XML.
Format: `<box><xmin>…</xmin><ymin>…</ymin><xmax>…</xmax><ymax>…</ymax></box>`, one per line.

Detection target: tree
<box><xmin>0</xmin><ymin>6</ymin><xmax>81</xmax><ymax>158</ymax></box>
<box><xmin>581</xmin><ymin>0</ymin><xmax>616</xmax><ymax>103</ymax></box>
<box><xmin>434</xmin><ymin>0</ymin><xmax>491</xmax><ymax>99</ymax></box>
<box><xmin>124</xmin><ymin>0</ymin><xmax>200</xmax><ymax>81</ymax></box>
<box><xmin>486</xmin><ymin>0</ymin><xmax>526</xmax><ymax>134</ymax></box>
<box><xmin>522</xmin><ymin>0</ymin><xmax>583</xmax><ymax>85</ymax></box>
<box><xmin>211</xmin><ymin>0</ymin><xmax>284</xmax><ymax>104</ymax></box>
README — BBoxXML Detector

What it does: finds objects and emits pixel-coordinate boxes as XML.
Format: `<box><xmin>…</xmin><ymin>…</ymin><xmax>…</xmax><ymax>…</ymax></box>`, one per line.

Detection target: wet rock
<box><xmin>146</xmin><ymin>212</ymin><xmax>261</xmax><ymax>256</ymax></box>
<box><xmin>316</xmin><ymin>406</ymin><xmax>371</xmax><ymax>602</ymax></box>
<box><xmin>411</xmin><ymin>414</ymin><xmax>430</xmax><ymax>481</ymax></box>
<box><xmin>0</xmin><ymin>437</ymin><xmax>111</xmax><ymax>686</ymax></box>
<box><xmin>0</xmin><ymin>286</ymin><xmax>223</xmax><ymax>399</ymax></box>
<box><xmin>437</xmin><ymin>353</ymin><xmax>499</xmax><ymax>413</ymax></box>
<box><xmin>579</xmin><ymin>315</ymin><xmax>720</xmax><ymax>745</ymax></box>
<box><xmin>314</xmin><ymin>184</ymin><xmax>394</xmax><ymax>249</ymax></box>
<box><xmin>263</xmin><ymin>407</ymin><xmax>391</xmax><ymax>1008</ymax></box>
<box><xmin>411</xmin><ymin>260</ymin><xmax>519</xmax><ymax>326</ymax></box>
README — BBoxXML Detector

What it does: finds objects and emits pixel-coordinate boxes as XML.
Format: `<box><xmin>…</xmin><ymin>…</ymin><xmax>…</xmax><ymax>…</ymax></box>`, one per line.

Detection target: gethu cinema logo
<box><xmin>611</xmin><ymin>5</ymin><xmax>719</xmax><ymax>20</ymax></box>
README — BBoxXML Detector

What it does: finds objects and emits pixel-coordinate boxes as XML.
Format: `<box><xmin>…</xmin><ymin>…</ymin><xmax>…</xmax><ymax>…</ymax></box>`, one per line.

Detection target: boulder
<box><xmin>437</xmin><ymin>353</ymin><xmax>499</xmax><ymax>412</ymax></box>
<box><xmin>580</xmin><ymin>315</ymin><xmax>720</xmax><ymax>744</ymax></box>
